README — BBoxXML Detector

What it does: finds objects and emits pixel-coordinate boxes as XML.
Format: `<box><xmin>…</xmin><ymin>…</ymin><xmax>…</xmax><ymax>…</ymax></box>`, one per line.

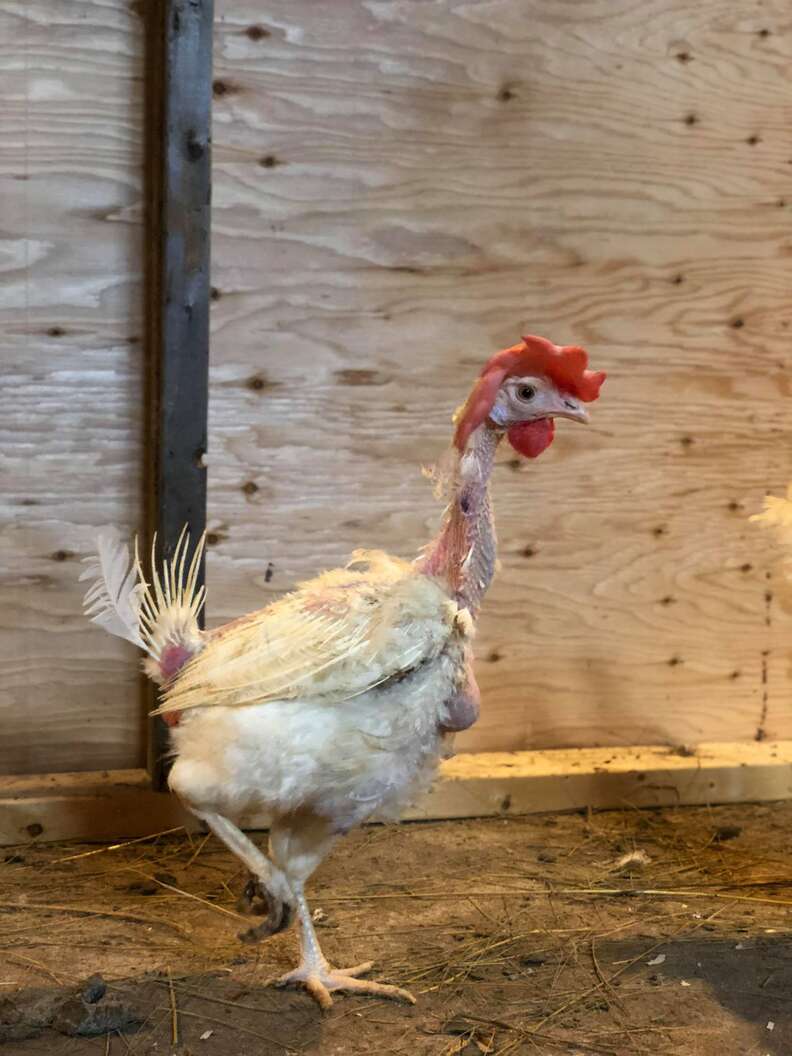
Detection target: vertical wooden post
<box><xmin>144</xmin><ymin>0</ymin><xmax>213</xmax><ymax>790</ymax></box>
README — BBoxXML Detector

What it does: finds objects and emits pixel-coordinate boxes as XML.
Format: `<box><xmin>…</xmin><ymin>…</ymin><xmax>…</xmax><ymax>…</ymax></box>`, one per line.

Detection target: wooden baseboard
<box><xmin>2</xmin><ymin>741</ymin><xmax>792</xmax><ymax>846</ymax></box>
<box><xmin>402</xmin><ymin>741</ymin><xmax>792</xmax><ymax>819</ymax></box>
<box><xmin>0</xmin><ymin>770</ymin><xmax>197</xmax><ymax>847</ymax></box>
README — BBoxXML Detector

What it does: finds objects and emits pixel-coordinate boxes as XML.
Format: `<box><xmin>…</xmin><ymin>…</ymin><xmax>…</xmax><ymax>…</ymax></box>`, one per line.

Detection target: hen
<box><xmin>82</xmin><ymin>335</ymin><xmax>605</xmax><ymax>1007</ymax></box>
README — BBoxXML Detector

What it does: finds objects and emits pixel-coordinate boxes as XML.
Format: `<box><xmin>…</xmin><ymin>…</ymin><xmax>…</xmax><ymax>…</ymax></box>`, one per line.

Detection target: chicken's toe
<box><xmin>335</xmin><ymin>961</ymin><xmax>373</xmax><ymax>977</ymax></box>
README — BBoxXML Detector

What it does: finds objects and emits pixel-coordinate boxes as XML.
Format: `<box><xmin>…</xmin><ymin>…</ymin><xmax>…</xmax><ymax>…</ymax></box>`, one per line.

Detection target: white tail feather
<box><xmin>82</xmin><ymin>527</ymin><xmax>206</xmax><ymax>671</ymax></box>
<box><xmin>80</xmin><ymin>529</ymin><xmax>149</xmax><ymax>653</ymax></box>
<box><xmin>133</xmin><ymin>528</ymin><xmax>206</xmax><ymax>660</ymax></box>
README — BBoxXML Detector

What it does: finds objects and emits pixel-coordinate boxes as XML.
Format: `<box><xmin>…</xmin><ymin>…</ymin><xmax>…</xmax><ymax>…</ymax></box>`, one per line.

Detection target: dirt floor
<box><xmin>2</xmin><ymin>803</ymin><xmax>792</xmax><ymax>1055</ymax></box>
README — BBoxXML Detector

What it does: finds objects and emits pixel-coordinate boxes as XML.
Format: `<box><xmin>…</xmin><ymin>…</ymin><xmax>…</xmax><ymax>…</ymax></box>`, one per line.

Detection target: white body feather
<box><xmin>83</xmin><ymin>533</ymin><xmax>471</xmax><ymax>831</ymax></box>
<box><xmin>166</xmin><ymin>553</ymin><xmax>471</xmax><ymax>829</ymax></box>
<box><xmin>169</xmin><ymin>639</ymin><xmax>465</xmax><ymax>831</ymax></box>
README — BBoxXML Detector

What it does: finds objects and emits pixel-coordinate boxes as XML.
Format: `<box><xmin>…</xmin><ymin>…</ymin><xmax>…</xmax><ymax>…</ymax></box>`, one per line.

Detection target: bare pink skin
<box><xmin>420</xmin><ymin>426</ymin><xmax>503</xmax><ymax>736</ymax></box>
<box><xmin>160</xmin><ymin>643</ymin><xmax>194</xmax><ymax>680</ymax></box>
<box><xmin>420</xmin><ymin>424</ymin><xmax>501</xmax><ymax>615</ymax></box>
<box><xmin>439</xmin><ymin>665</ymin><xmax>480</xmax><ymax>732</ymax></box>
<box><xmin>158</xmin><ymin>645</ymin><xmax>194</xmax><ymax>726</ymax></box>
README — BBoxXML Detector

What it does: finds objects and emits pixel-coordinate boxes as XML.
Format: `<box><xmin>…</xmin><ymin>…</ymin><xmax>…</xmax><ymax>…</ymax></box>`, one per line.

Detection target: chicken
<box><xmin>82</xmin><ymin>335</ymin><xmax>605</xmax><ymax>1008</ymax></box>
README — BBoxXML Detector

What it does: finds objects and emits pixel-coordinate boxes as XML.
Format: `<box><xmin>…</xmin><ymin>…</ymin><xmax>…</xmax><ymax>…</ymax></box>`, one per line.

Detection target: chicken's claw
<box><xmin>236</xmin><ymin>876</ymin><xmax>293</xmax><ymax>941</ymax></box>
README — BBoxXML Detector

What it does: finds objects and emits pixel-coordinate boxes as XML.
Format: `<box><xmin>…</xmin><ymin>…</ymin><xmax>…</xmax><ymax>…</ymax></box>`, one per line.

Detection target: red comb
<box><xmin>453</xmin><ymin>335</ymin><xmax>605</xmax><ymax>451</ymax></box>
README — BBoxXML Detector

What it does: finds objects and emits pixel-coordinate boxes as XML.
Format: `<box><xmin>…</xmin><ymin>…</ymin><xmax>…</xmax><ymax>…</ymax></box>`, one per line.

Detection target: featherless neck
<box><xmin>421</xmin><ymin>424</ymin><xmax>502</xmax><ymax>614</ymax></box>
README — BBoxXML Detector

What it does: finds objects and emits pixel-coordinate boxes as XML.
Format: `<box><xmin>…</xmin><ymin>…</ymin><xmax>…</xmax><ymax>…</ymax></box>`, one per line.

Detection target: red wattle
<box><xmin>507</xmin><ymin>418</ymin><xmax>555</xmax><ymax>458</ymax></box>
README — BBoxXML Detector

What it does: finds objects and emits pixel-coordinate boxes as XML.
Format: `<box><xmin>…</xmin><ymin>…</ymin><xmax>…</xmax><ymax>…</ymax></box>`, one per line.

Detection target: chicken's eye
<box><xmin>517</xmin><ymin>384</ymin><xmax>536</xmax><ymax>402</ymax></box>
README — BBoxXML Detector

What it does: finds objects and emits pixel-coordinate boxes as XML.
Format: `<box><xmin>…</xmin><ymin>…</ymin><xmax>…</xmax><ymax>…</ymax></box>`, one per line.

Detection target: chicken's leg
<box><xmin>195</xmin><ymin>811</ymin><xmax>294</xmax><ymax>941</ymax></box>
<box><xmin>266</xmin><ymin>815</ymin><xmax>414</xmax><ymax>1009</ymax></box>
<box><xmin>275</xmin><ymin>880</ymin><xmax>416</xmax><ymax>1010</ymax></box>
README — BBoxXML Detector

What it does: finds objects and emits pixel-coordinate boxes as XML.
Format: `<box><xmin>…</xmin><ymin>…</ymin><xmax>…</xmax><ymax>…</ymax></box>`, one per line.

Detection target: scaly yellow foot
<box><xmin>275</xmin><ymin>959</ymin><xmax>416</xmax><ymax>1010</ymax></box>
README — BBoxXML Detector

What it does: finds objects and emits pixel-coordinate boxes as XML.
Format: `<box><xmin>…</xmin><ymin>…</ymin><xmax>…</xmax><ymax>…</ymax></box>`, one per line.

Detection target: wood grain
<box><xmin>206</xmin><ymin>0</ymin><xmax>792</xmax><ymax>753</ymax></box>
<box><xmin>0</xmin><ymin>1</ymin><xmax>145</xmax><ymax>774</ymax></box>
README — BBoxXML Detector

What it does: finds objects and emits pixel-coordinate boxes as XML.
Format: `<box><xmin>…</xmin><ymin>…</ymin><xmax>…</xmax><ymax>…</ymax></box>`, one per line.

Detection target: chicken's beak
<box><xmin>551</xmin><ymin>396</ymin><xmax>589</xmax><ymax>424</ymax></box>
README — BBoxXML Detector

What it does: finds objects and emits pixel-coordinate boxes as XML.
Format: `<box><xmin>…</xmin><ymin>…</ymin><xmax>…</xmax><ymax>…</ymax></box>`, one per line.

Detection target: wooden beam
<box><xmin>401</xmin><ymin>741</ymin><xmax>792</xmax><ymax>820</ymax></box>
<box><xmin>0</xmin><ymin>771</ymin><xmax>197</xmax><ymax>847</ymax></box>
<box><xmin>144</xmin><ymin>0</ymin><xmax>214</xmax><ymax>790</ymax></box>
<box><xmin>2</xmin><ymin>742</ymin><xmax>792</xmax><ymax>846</ymax></box>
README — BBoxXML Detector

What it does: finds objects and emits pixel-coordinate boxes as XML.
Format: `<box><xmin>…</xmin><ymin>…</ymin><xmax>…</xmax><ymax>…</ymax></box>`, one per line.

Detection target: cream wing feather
<box><xmin>157</xmin><ymin>550</ymin><xmax>461</xmax><ymax>716</ymax></box>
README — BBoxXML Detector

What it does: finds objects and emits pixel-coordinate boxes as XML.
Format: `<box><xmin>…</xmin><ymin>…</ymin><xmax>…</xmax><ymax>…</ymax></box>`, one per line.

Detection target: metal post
<box><xmin>144</xmin><ymin>0</ymin><xmax>213</xmax><ymax>789</ymax></box>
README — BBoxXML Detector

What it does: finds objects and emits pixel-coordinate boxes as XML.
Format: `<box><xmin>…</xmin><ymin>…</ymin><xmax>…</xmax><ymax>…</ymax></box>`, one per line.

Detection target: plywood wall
<box><xmin>208</xmin><ymin>0</ymin><xmax>792</xmax><ymax>753</ymax></box>
<box><xmin>3</xmin><ymin>0</ymin><xmax>791</xmax><ymax>778</ymax></box>
<box><xmin>0</xmin><ymin>1</ymin><xmax>145</xmax><ymax>774</ymax></box>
